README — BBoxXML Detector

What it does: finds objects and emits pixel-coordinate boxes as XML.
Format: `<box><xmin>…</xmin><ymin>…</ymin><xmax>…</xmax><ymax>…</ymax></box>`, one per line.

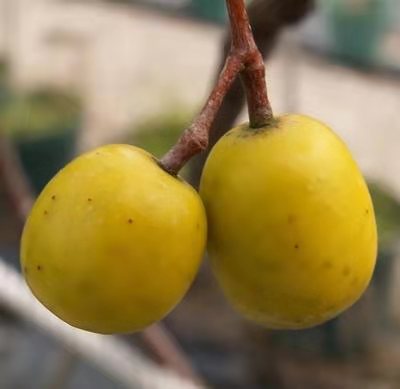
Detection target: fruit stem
<box><xmin>160</xmin><ymin>0</ymin><xmax>273</xmax><ymax>175</ymax></box>
<box><xmin>160</xmin><ymin>54</ymin><xmax>243</xmax><ymax>175</ymax></box>
<box><xmin>226</xmin><ymin>0</ymin><xmax>273</xmax><ymax>129</ymax></box>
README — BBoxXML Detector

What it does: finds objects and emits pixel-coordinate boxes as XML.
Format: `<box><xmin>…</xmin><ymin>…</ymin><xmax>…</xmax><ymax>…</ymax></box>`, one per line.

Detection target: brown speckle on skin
<box><xmin>128</xmin><ymin>218</ymin><xmax>133</xmax><ymax>224</ymax></box>
<box><xmin>294</xmin><ymin>244</ymin><xmax>299</xmax><ymax>250</ymax></box>
<box><xmin>51</xmin><ymin>195</ymin><xmax>56</xmax><ymax>200</ymax></box>
<box><xmin>79</xmin><ymin>281</ymin><xmax>93</xmax><ymax>292</ymax></box>
<box><xmin>37</xmin><ymin>265</ymin><xmax>42</xmax><ymax>271</ymax></box>
<box><xmin>88</xmin><ymin>198</ymin><xmax>93</xmax><ymax>202</ymax></box>
<box><xmin>44</xmin><ymin>210</ymin><xmax>48</xmax><ymax>216</ymax></box>
<box><xmin>322</xmin><ymin>261</ymin><xmax>333</xmax><ymax>269</ymax></box>
<box><xmin>23</xmin><ymin>266</ymin><xmax>28</xmax><ymax>274</ymax></box>
<box><xmin>288</xmin><ymin>214</ymin><xmax>296</xmax><ymax>224</ymax></box>
<box><xmin>342</xmin><ymin>266</ymin><xmax>351</xmax><ymax>277</ymax></box>
<box><xmin>365</xmin><ymin>209</ymin><xmax>369</xmax><ymax>215</ymax></box>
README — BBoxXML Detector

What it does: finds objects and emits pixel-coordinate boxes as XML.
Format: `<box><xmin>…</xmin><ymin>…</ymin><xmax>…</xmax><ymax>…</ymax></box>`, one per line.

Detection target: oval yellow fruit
<box><xmin>21</xmin><ymin>144</ymin><xmax>206</xmax><ymax>334</ymax></box>
<box><xmin>200</xmin><ymin>114</ymin><xmax>377</xmax><ymax>329</ymax></box>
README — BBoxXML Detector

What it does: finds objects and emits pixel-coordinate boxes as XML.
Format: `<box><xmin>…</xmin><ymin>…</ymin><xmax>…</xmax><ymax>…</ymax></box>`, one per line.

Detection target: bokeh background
<box><xmin>1</xmin><ymin>0</ymin><xmax>400</xmax><ymax>388</ymax></box>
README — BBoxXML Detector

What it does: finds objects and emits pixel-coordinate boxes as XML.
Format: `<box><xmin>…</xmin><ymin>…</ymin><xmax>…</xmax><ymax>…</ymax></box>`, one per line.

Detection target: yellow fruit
<box><xmin>21</xmin><ymin>144</ymin><xmax>206</xmax><ymax>334</ymax></box>
<box><xmin>200</xmin><ymin>114</ymin><xmax>377</xmax><ymax>329</ymax></box>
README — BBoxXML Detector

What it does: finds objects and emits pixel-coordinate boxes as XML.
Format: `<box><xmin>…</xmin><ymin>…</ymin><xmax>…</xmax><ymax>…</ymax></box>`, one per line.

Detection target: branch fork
<box><xmin>160</xmin><ymin>0</ymin><xmax>273</xmax><ymax>175</ymax></box>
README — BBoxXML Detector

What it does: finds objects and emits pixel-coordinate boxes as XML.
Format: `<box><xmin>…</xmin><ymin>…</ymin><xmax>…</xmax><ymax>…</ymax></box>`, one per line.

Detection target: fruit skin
<box><xmin>200</xmin><ymin>114</ymin><xmax>377</xmax><ymax>329</ymax></box>
<box><xmin>21</xmin><ymin>144</ymin><xmax>206</xmax><ymax>334</ymax></box>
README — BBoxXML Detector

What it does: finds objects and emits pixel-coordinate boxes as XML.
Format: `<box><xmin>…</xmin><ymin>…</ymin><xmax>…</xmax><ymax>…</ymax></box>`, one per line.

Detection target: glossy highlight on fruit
<box><xmin>21</xmin><ymin>144</ymin><xmax>207</xmax><ymax>334</ymax></box>
<box><xmin>200</xmin><ymin>114</ymin><xmax>377</xmax><ymax>329</ymax></box>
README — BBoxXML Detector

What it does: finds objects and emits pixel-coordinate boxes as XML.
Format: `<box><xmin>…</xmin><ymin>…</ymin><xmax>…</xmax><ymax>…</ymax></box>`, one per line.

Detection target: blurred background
<box><xmin>1</xmin><ymin>0</ymin><xmax>400</xmax><ymax>388</ymax></box>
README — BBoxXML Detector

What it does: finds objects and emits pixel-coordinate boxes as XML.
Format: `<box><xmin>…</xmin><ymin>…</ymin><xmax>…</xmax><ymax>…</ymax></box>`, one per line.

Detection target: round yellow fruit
<box><xmin>21</xmin><ymin>144</ymin><xmax>206</xmax><ymax>334</ymax></box>
<box><xmin>200</xmin><ymin>114</ymin><xmax>377</xmax><ymax>329</ymax></box>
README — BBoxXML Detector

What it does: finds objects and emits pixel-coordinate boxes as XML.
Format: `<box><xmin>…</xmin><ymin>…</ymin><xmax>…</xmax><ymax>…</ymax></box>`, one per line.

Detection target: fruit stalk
<box><xmin>160</xmin><ymin>0</ymin><xmax>272</xmax><ymax>175</ymax></box>
<box><xmin>226</xmin><ymin>0</ymin><xmax>273</xmax><ymax>128</ymax></box>
<box><xmin>160</xmin><ymin>54</ymin><xmax>243</xmax><ymax>175</ymax></box>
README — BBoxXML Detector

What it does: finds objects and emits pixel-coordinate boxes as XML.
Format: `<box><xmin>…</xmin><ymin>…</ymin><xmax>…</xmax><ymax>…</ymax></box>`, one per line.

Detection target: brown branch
<box><xmin>160</xmin><ymin>0</ymin><xmax>272</xmax><ymax>175</ymax></box>
<box><xmin>190</xmin><ymin>0</ymin><xmax>315</xmax><ymax>186</ymax></box>
<box><xmin>226</xmin><ymin>0</ymin><xmax>272</xmax><ymax>128</ymax></box>
<box><xmin>159</xmin><ymin>54</ymin><xmax>244</xmax><ymax>175</ymax></box>
<box><xmin>0</xmin><ymin>134</ymin><xmax>204</xmax><ymax>384</ymax></box>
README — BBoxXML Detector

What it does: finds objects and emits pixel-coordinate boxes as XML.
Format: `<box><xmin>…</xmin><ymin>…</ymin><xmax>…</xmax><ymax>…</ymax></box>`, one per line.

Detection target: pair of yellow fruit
<box><xmin>21</xmin><ymin>114</ymin><xmax>377</xmax><ymax>334</ymax></box>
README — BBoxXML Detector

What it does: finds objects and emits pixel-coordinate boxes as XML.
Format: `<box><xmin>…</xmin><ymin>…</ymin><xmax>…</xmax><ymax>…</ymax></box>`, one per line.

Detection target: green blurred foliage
<box><xmin>368</xmin><ymin>182</ymin><xmax>400</xmax><ymax>248</ymax></box>
<box><xmin>324</xmin><ymin>0</ymin><xmax>389</xmax><ymax>67</ymax></box>
<box><xmin>190</xmin><ymin>0</ymin><xmax>227</xmax><ymax>23</ymax></box>
<box><xmin>0</xmin><ymin>60</ymin><xmax>7</xmax><ymax>83</ymax></box>
<box><xmin>0</xmin><ymin>79</ymin><xmax>81</xmax><ymax>192</ymax></box>
<box><xmin>0</xmin><ymin>59</ymin><xmax>10</xmax><ymax>104</ymax></box>
<box><xmin>0</xmin><ymin>90</ymin><xmax>81</xmax><ymax>140</ymax></box>
<box><xmin>131</xmin><ymin>111</ymin><xmax>191</xmax><ymax>157</ymax></box>
<box><xmin>129</xmin><ymin>111</ymin><xmax>192</xmax><ymax>177</ymax></box>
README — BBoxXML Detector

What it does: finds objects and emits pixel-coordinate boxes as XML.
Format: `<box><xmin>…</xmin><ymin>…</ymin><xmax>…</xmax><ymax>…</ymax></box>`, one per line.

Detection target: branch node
<box><xmin>160</xmin><ymin>0</ymin><xmax>273</xmax><ymax>175</ymax></box>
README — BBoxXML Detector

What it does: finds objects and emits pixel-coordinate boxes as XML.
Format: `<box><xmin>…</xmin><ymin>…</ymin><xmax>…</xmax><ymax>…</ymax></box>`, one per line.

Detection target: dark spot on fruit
<box><xmin>322</xmin><ymin>261</ymin><xmax>333</xmax><ymax>269</ymax></box>
<box><xmin>23</xmin><ymin>266</ymin><xmax>28</xmax><ymax>274</ymax></box>
<box><xmin>44</xmin><ymin>210</ymin><xmax>48</xmax><ymax>216</ymax></box>
<box><xmin>79</xmin><ymin>280</ymin><xmax>93</xmax><ymax>292</ymax></box>
<box><xmin>88</xmin><ymin>198</ymin><xmax>93</xmax><ymax>202</ymax></box>
<box><xmin>365</xmin><ymin>209</ymin><xmax>369</xmax><ymax>215</ymax></box>
<box><xmin>294</xmin><ymin>244</ymin><xmax>299</xmax><ymax>250</ymax></box>
<box><xmin>288</xmin><ymin>214</ymin><xmax>296</xmax><ymax>223</ymax></box>
<box><xmin>51</xmin><ymin>195</ymin><xmax>56</xmax><ymax>200</ymax></box>
<box><xmin>128</xmin><ymin>218</ymin><xmax>133</xmax><ymax>224</ymax></box>
<box><xmin>342</xmin><ymin>266</ymin><xmax>351</xmax><ymax>277</ymax></box>
<box><xmin>37</xmin><ymin>265</ymin><xmax>42</xmax><ymax>271</ymax></box>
